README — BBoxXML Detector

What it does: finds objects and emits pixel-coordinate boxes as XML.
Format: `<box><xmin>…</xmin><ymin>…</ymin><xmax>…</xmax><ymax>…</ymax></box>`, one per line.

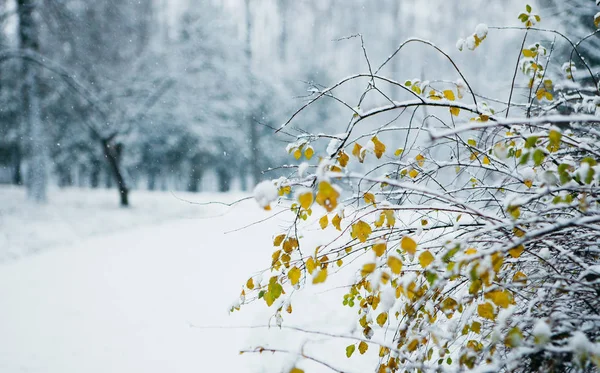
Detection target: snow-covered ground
<box><xmin>0</xmin><ymin>186</ymin><xmax>375</xmax><ymax>373</ymax></box>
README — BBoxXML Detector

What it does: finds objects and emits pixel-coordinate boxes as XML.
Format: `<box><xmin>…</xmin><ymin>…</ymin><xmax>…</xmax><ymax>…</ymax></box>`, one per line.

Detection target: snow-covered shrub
<box><xmin>239</xmin><ymin>4</ymin><xmax>600</xmax><ymax>372</ymax></box>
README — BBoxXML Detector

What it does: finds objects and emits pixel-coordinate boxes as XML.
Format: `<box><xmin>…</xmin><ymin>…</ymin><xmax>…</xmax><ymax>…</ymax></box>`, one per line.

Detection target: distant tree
<box><xmin>17</xmin><ymin>0</ymin><xmax>48</xmax><ymax>202</ymax></box>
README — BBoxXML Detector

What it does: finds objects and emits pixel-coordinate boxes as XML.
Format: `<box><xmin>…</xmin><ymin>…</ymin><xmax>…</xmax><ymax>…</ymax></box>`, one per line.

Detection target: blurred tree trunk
<box><xmin>187</xmin><ymin>168</ymin><xmax>203</xmax><ymax>192</ymax></box>
<box><xmin>101</xmin><ymin>138</ymin><xmax>128</xmax><ymax>206</ymax></box>
<box><xmin>187</xmin><ymin>155</ymin><xmax>204</xmax><ymax>192</ymax></box>
<box><xmin>245</xmin><ymin>0</ymin><xmax>261</xmax><ymax>187</ymax></box>
<box><xmin>11</xmin><ymin>146</ymin><xmax>22</xmax><ymax>185</ymax></box>
<box><xmin>278</xmin><ymin>0</ymin><xmax>288</xmax><ymax>62</ymax></box>
<box><xmin>17</xmin><ymin>0</ymin><xmax>48</xmax><ymax>202</ymax></box>
<box><xmin>147</xmin><ymin>170</ymin><xmax>157</xmax><ymax>190</ymax></box>
<box><xmin>90</xmin><ymin>159</ymin><xmax>101</xmax><ymax>188</ymax></box>
<box><xmin>216</xmin><ymin>167</ymin><xmax>231</xmax><ymax>192</ymax></box>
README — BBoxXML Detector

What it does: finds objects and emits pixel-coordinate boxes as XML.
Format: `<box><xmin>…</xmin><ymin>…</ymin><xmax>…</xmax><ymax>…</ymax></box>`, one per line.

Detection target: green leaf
<box><xmin>519</xmin><ymin>152</ymin><xmax>530</xmax><ymax>165</ymax></box>
<box><xmin>526</xmin><ymin>4</ymin><xmax>532</xmax><ymax>13</ymax></box>
<box><xmin>533</xmin><ymin>149</ymin><xmax>545</xmax><ymax>166</ymax></box>
<box><xmin>525</xmin><ymin>136</ymin><xmax>538</xmax><ymax>148</ymax></box>
<box><xmin>346</xmin><ymin>344</ymin><xmax>356</xmax><ymax>358</ymax></box>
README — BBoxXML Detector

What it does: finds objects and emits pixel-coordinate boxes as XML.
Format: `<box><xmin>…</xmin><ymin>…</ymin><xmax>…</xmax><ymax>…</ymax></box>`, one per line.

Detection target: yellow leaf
<box><xmin>513</xmin><ymin>271</ymin><xmax>527</xmax><ymax>282</ymax></box>
<box><xmin>374</xmin><ymin>213</ymin><xmax>385</xmax><ymax>228</ymax></box>
<box><xmin>536</xmin><ymin>88</ymin><xmax>545</xmax><ymax>101</ymax></box>
<box><xmin>443</xmin><ymin>89</ymin><xmax>456</xmax><ymax>101</ymax></box>
<box><xmin>298</xmin><ymin>192</ymin><xmax>313</xmax><ymax>210</ymax></box>
<box><xmin>312</xmin><ymin>269</ymin><xmax>328</xmax><ymax>284</ymax></box>
<box><xmin>290</xmin><ymin>368</ymin><xmax>304</xmax><ymax>373</ymax></box>
<box><xmin>336</xmin><ymin>259</ymin><xmax>343</xmax><ymax>267</ymax></box>
<box><xmin>407</xmin><ymin>339</ymin><xmax>419</xmax><ymax>352</ymax></box>
<box><xmin>394</xmin><ymin>148</ymin><xmax>404</xmax><ymax>156</ymax></box>
<box><xmin>306</xmin><ymin>257</ymin><xmax>316</xmax><ymax>274</ymax></box>
<box><xmin>273</xmin><ymin>234</ymin><xmax>286</xmax><ymax>247</ymax></box>
<box><xmin>415</xmin><ymin>154</ymin><xmax>425</xmax><ymax>167</ymax></box>
<box><xmin>278</xmin><ymin>185</ymin><xmax>291</xmax><ymax>196</ymax></box>
<box><xmin>286</xmin><ymin>303</ymin><xmax>293</xmax><ymax>314</ymax></box>
<box><xmin>351</xmin><ymin>220</ymin><xmax>372</xmax><ymax>243</ymax></box>
<box><xmin>508</xmin><ymin>205</ymin><xmax>521</xmax><ymax>219</ymax></box>
<box><xmin>522</xmin><ymin>48</ymin><xmax>536</xmax><ymax>58</ymax></box>
<box><xmin>352</xmin><ymin>143</ymin><xmax>365</xmax><ymax>163</ymax></box>
<box><xmin>293</xmin><ymin>148</ymin><xmax>302</xmax><ymax>160</ymax></box>
<box><xmin>361</xmin><ymin>263</ymin><xmax>376</xmax><ymax>277</ymax></box>
<box><xmin>467</xmin><ymin>138</ymin><xmax>477</xmax><ymax>147</ymax></box>
<box><xmin>364</xmin><ymin>192</ymin><xmax>376</xmax><ymax>205</ymax></box>
<box><xmin>485</xmin><ymin>290</ymin><xmax>512</xmax><ymax>308</ymax></box>
<box><xmin>477</xmin><ymin>302</ymin><xmax>495</xmax><ymax>320</ymax></box>
<box><xmin>332</xmin><ymin>214</ymin><xmax>342</xmax><ymax>230</ymax></box>
<box><xmin>358</xmin><ymin>341</ymin><xmax>369</xmax><ymax>354</ymax></box>
<box><xmin>492</xmin><ymin>252</ymin><xmax>504</xmax><ymax>273</ymax></box>
<box><xmin>272</xmin><ymin>250</ymin><xmax>281</xmax><ymax>264</ymax></box>
<box><xmin>383</xmin><ymin>210</ymin><xmax>395</xmax><ymax>227</ymax></box>
<box><xmin>513</xmin><ymin>227</ymin><xmax>526</xmax><ymax>237</ymax></box>
<box><xmin>441</xmin><ymin>297</ymin><xmax>458</xmax><ymax>311</ymax></box>
<box><xmin>372</xmin><ymin>136</ymin><xmax>386</xmax><ymax>159</ymax></box>
<box><xmin>409</xmin><ymin>169</ymin><xmax>419</xmax><ymax>178</ymax></box>
<box><xmin>419</xmin><ymin>250</ymin><xmax>435</xmax><ymax>268</ymax></box>
<box><xmin>465</xmin><ymin>247</ymin><xmax>477</xmax><ymax>255</ymax></box>
<box><xmin>372</xmin><ymin>241</ymin><xmax>387</xmax><ymax>257</ymax></box>
<box><xmin>288</xmin><ymin>266</ymin><xmax>301</xmax><ymax>286</ymax></box>
<box><xmin>379</xmin><ymin>346</ymin><xmax>390</xmax><ymax>358</ymax></box>
<box><xmin>315</xmin><ymin>181</ymin><xmax>340</xmax><ymax>212</ymax></box>
<box><xmin>282</xmin><ymin>240</ymin><xmax>291</xmax><ymax>254</ymax></box>
<box><xmin>319</xmin><ymin>215</ymin><xmax>328</xmax><ymax>229</ymax></box>
<box><xmin>450</xmin><ymin>107</ymin><xmax>460</xmax><ymax>116</ymax></box>
<box><xmin>264</xmin><ymin>291</ymin><xmax>275</xmax><ymax>306</ymax></box>
<box><xmin>508</xmin><ymin>244</ymin><xmax>524</xmax><ymax>258</ymax></box>
<box><xmin>471</xmin><ymin>321</ymin><xmax>481</xmax><ymax>334</ymax></box>
<box><xmin>401</xmin><ymin>236</ymin><xmax>417</xmax><ymax>255</ymax></box>
<box><xmin>339</xmin><ymin>151</ymin><xmax>349</xmax><ymax>167</ymax></box>
<box><xmin>524</xmin><ymin>179</ymin><xmax>533</xmax><ymax>188</ymax></box>
<box><xmin>595</xmin><ymin>13</ymin><xmax>600</xmax><ymax>28</ymax></box>
<box><xmin>246</xmin><ymin>278</ymin><xmax>254</xmax><ymax>289</ymax></box>
<box><xmin>376</xmin><ymin>312</ymin><xmax>388</xmax><ymax>327</ymax></box>
<box><xmin>429</xmin><ymin>91</ymin><xmax>442</xmax><ymax>100</ymax></box>
<box><xmin>387</xmin><ymin>256</ymin><xmax>403</xmax><ymax>274</ymax></box>
<box><xmin>281</xmin><ymin>253</ymin><xmax>291</xmax><ymax>267</ymax></box>
<box><xmin>304</xmin><ymin>146</ymin><xmax>314</xmax><ymax>160</ymax></box>
<box><xmin>329</xmin><ymin>165</ymin><xmax>342</xmax><ymax>173</ymax></box>
<box><xmin>483</xmin><ymin>156</ymin><xmax>490</xmax><ymax>165</ymax></box>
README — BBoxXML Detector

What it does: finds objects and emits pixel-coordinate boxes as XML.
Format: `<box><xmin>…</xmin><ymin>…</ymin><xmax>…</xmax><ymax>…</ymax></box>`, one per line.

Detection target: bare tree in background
<box><xmin>17</xmin><ymin>0</ymin><xmax>48</xmax><ymax>202</ymax></box>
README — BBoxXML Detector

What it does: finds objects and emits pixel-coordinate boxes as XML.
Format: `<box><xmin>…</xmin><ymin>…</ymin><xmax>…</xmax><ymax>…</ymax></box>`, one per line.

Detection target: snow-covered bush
<box><xmin>239</xmin><ymin>5</ymin><xmax>600</xmax><ymax>372</ymax></box>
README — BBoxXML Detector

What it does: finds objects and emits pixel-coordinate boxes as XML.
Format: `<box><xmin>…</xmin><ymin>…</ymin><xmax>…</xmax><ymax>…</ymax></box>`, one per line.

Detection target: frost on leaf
<box><xmin>253</xmin><ymin>180</ymin><xmax>278</xmax><ymax>210</ymax></box>
<box><xmin>312</xmin><ymin>269</ymin><xmax>328</xmax><ymax>284</ymax></box>
<box><xmin>371</xmin><ymin>136</ymin><xmax>386</xmax><ymax>159</ymax></box>
<box><xmin>315</xmin><ymin>181</ymin><xmax>339</xmax><ymax>212</ymax></box>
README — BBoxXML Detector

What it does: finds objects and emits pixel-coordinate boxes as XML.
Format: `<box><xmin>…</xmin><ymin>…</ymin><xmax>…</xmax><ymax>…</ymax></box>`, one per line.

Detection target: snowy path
<box><xmin>0</xmin><ymin>205</ymin><xmax>279</xmax><ymax>373</ymax></box>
